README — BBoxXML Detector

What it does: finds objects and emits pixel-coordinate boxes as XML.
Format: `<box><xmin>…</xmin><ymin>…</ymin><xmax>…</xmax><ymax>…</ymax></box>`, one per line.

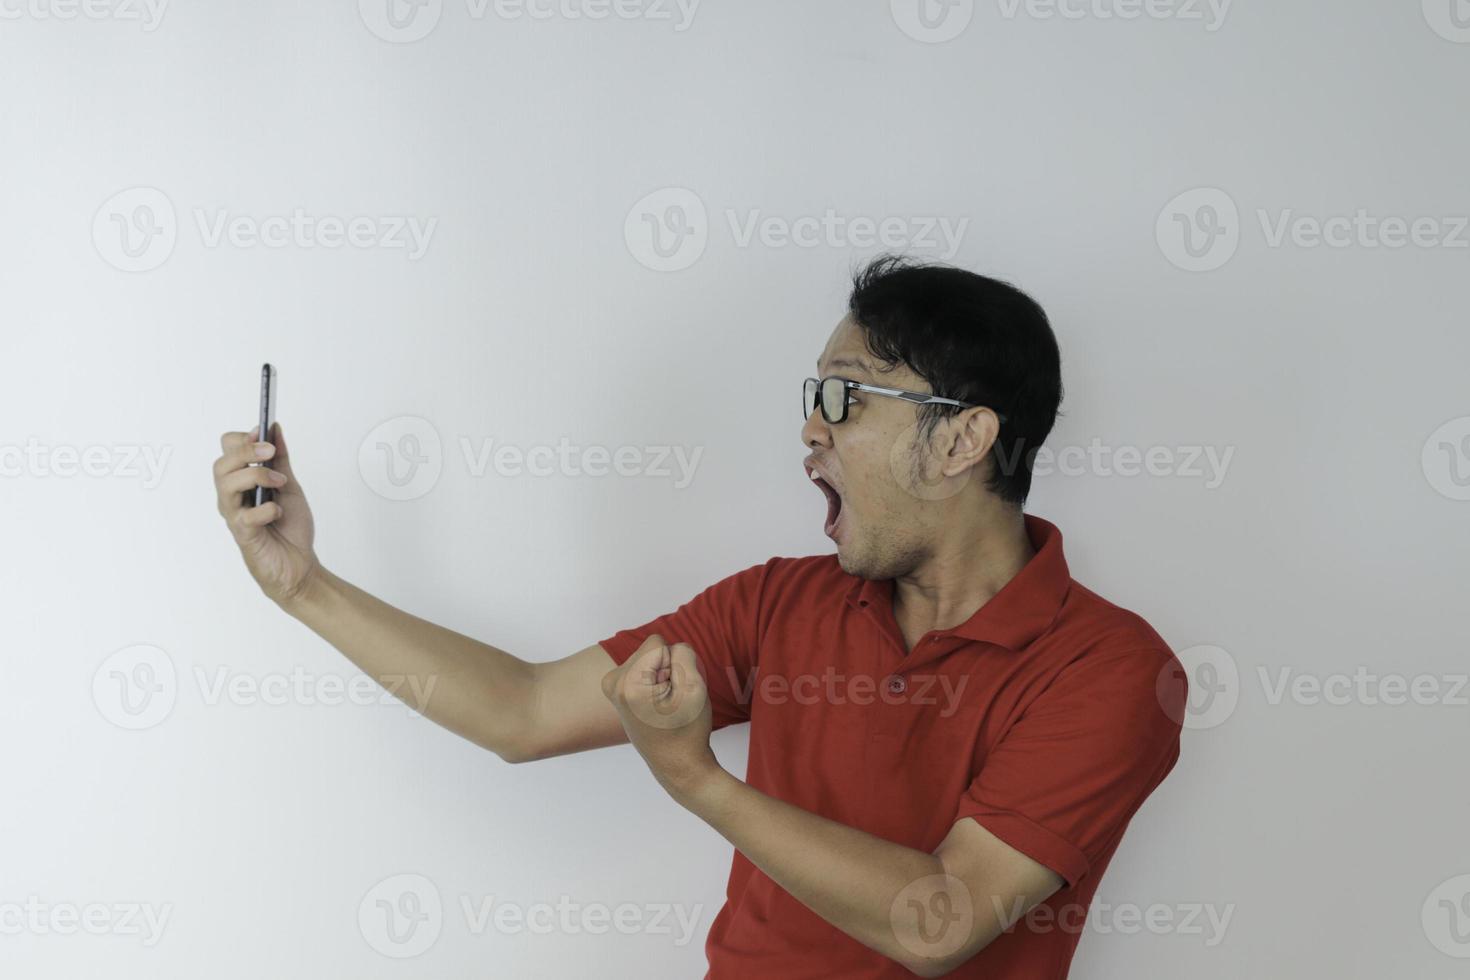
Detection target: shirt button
<box><xmin>887</xmin><ymin>675</ymin><xmax>907</xmax><ymax>695</ymax></box>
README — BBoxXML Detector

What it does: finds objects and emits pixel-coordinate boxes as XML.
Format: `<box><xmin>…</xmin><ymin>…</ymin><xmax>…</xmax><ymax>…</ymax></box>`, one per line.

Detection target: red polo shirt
<box><xmin>598</xmin><ymin>514</ymin><xmax>1186</xmax><ymax>979</ymax></box>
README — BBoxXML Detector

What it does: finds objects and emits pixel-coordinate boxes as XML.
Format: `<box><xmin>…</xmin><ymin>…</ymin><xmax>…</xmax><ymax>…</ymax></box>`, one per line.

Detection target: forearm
<box><xmin>675</xmin><ymin>770</ymin><xmax>956</xmax><ymax>974</ymax></box>
<box><xmin>279</xmin><ymin>565</ymin><xmax>537</xmax><ymax>759</ymax></box>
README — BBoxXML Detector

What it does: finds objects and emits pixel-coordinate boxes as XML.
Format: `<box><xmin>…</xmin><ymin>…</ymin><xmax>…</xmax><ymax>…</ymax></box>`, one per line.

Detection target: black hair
<box><xmin>847</xmin><ymin>255</ymin><xmax>1063</xmax><ymax>506</ymax></box>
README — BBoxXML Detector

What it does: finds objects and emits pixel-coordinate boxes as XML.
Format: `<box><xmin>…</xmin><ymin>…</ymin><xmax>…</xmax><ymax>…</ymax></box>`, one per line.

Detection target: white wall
<box><xmin>2</xmin><ymin>0</ymin><xmax>1468</xmax><ymax>976</ymax></box>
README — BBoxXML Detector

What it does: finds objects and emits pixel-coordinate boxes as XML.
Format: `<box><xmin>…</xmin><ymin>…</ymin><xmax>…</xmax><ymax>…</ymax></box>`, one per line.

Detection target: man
<box><xmin>213</xmin><ymin>256</ymin><xmax>1187</xmax><ymax>978</ymax></box>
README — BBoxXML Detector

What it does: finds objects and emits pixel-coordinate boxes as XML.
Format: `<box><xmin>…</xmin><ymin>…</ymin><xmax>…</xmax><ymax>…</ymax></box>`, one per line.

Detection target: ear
<box><xmin>937</xmin><ymin>407</ymin><xmax>1002</xmax><ymax>479</ymax></box>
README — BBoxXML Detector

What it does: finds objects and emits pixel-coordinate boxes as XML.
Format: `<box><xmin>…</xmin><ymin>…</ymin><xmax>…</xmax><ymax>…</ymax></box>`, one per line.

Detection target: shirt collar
<box><xmin>844</xmin><ymin>514</ymin><xmax>1072</xmax><ymax>652</ymax></box>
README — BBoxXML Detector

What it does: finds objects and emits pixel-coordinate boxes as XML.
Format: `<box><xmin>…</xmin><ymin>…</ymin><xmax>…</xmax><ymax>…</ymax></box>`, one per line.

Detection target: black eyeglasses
<box><xmin>803</xmin><ymin>376</ymin><xmax>1007</xmax><ymax>425</ymax></box>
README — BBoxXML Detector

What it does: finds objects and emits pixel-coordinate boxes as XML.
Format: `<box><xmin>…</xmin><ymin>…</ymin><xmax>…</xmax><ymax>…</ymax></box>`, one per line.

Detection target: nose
<box><xmin>801</xmin><ymin>403</ymin><xmax>833</xmax><ymax>450</ymax></box>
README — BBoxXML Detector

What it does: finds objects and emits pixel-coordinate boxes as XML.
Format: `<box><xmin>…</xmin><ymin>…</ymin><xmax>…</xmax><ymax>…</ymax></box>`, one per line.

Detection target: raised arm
<box><xmin>213</xmin><ymin>423</ymin><xmax>627</xmax><ymax>763</ymax></box>
<box><xmin>280</xmin><ymin>568</ymin><xmax>629</xmax><ymax>761</ymax></box>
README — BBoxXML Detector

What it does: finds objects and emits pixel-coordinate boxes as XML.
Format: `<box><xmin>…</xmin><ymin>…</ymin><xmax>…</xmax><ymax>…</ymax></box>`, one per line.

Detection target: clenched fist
<box><xmin>601</xmin><ymin>633</ymin><xmax>719</xmax><ymax>801</ymax></box>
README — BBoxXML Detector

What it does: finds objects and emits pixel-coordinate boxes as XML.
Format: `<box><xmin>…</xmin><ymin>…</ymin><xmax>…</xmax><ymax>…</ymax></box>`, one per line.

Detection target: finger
<box><xmin>220</xmin><ymin>429</ymin><xmax>246</xmax><ymax>453</ymax></box>
<box><xmin>667</xmin><ymin>642</ymin><xmax>706</xmax><ymax>690</ymax></box>
<box><xmin>213</xmin><ymin>431</ymin><xmax>276</xmax><ymax>480</ymax></box>
<box><xmin>639</xmin><ymin>642</ymin><xmax>707</xmax><ymax>729</ymax></box>
<box><xmin>216</xmin><ymin>465</ymin><xmax>286</xmax><ymax>513</ymax></box>
<box><xmin>644</xmin><ymin>649</ymin><xmax>673</xmax><ymax>693</ymax></box>
<box><xmin>631</xmin><ymin>633</ymin><xmax>667</xmax><ymax>662</ymax></box>
<box><xmin>673</xmin><ymin>643</ymin><xmax>705</xmax><ymax>681</ymax></box>
<box><xmin>232</xmin><ymin>499</ymin><xmax>284</xmax><ymax>533</ymax></box>
<box><xmin>219</xmin><ymin>426</ymin><xmax>258</xmax><ymax>453</ymax></box>
<box><xmin>603</xmin><ymin>634</ymin><xmax>666</xmax><ymax>702</ymax></box>
<box><xmin>629</xmin><ymin>635</ymin><xmax>671</xmax><ymax>685</ymax></box>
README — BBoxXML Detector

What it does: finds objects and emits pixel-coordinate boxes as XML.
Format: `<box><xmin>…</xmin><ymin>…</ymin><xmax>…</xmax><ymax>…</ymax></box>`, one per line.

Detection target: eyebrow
<box><xmin>818</xmin><ymin>356</ymin><xmax>877</xmax><ymax>377</ymax></box>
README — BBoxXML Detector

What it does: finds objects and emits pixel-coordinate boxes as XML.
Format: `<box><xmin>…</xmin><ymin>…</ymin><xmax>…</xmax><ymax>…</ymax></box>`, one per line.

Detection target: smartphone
<box><xmin>245</xmin><ymin>363</ymin><xmax>278</xmax><ymax>508</ymax></box>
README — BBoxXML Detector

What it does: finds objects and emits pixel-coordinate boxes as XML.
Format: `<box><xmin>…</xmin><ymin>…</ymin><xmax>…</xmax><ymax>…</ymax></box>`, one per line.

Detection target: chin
<box><xmin>842</xmin><ymin>535</ymin><xmax>922</xmax><ymax>582</ymax></box>
<box><xmin>835</xmin><ymin>542</ymin><xmax>873</xmax><ymax>579</ymax></box>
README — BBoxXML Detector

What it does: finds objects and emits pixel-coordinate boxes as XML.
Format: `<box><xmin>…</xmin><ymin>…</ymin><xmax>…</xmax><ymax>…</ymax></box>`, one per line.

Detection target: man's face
<box><xmin>802</xmin><ymin>315</ymin><xmax>954</xmax><ymax>580</ymax></box>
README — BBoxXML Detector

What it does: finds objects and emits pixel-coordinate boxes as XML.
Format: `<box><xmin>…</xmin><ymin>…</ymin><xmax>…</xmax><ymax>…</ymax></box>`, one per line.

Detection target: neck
<box><xmin>891</xmin><ymin>506</ymin><xmax>1034</xmax><ymax>638</ymax></box>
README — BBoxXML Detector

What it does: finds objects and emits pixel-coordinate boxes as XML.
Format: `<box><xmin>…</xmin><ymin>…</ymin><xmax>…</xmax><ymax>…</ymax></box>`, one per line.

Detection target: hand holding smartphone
<box><xmin>244</xmin><ymin>363</ymin><xmax>278</xmax><ymax>508</ymax></box>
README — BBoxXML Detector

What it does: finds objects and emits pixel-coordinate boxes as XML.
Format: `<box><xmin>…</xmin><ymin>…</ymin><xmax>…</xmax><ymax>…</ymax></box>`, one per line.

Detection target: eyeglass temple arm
<box><xmin>850</xmin><ymin>381</ymin><xmax>1009</xmax><ymax>424</ymax></box>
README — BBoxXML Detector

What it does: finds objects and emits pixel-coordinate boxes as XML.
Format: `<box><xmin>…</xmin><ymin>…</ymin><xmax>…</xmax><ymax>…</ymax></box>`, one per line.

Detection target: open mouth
<box><xmin>806</xmin><ymin>466</ymin><xmax>844</xmax><ymax>539</ymax></box>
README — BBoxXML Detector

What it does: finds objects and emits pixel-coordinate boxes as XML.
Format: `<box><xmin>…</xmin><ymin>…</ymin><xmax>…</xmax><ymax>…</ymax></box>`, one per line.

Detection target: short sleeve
<box><xmin>953</xmin><ymin>646</ymin><xmax>1186</xmax><ymax>887</ymax></box>
<box><xmin>597</xmin><ymin>560</ymin><xmax>775</xmax><ymax>732</ymax></box>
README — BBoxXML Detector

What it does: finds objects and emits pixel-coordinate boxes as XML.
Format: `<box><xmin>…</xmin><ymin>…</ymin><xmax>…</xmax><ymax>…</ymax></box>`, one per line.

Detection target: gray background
<box><xmin>2</xmin><ymin>0</ymin><xmax>1468</xmax><ymax>976</ymax></box>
